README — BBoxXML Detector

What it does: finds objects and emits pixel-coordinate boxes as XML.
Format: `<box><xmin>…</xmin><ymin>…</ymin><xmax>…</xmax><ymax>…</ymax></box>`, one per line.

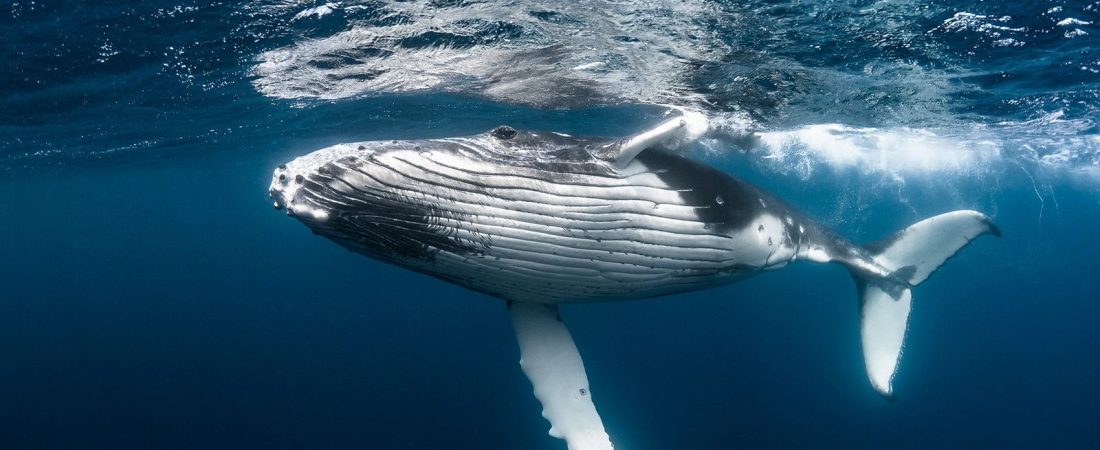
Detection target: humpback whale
<box><xmin>268</xmin><ymin>116</ymin><xmax>999</xmax><ymax>450</ymax></box>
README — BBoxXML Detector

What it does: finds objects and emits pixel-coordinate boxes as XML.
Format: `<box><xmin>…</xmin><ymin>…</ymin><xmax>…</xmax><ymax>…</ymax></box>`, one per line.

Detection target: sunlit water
<box><xmin>1</xmin><ymin>1</ymin><xmax>1098</xmax><ymax>449</ymax></box>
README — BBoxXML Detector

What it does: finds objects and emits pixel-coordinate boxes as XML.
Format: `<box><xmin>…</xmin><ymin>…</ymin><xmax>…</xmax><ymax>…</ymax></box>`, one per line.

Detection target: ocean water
<box><xmin>2</xmin><ymin>1</ymin><xmax>1098</xmax><ymax>449</ymax></box>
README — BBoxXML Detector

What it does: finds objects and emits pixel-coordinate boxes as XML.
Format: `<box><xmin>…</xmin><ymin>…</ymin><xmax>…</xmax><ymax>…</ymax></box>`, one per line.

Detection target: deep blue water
<box><xmin>2</xmin><ymin>1</ymin><xmax>1099</xmax><ymax>449</ymax></box>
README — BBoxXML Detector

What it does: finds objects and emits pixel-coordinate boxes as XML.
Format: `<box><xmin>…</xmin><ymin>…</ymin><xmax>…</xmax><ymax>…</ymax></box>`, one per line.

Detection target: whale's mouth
<box><xmin>269</xmin><ymin>189</ymin><xmax>286</xmax><ymax>210</ymax></box>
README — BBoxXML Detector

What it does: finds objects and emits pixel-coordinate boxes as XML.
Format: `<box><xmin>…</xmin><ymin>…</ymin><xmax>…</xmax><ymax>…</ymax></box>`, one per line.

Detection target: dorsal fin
<box><xmin>599</xmin><ymin>113</ymin><xmax>710</xmax><ymax>169</ymax></box>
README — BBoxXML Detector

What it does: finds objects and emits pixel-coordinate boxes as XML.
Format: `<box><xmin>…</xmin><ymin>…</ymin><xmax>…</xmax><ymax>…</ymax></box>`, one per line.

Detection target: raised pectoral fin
<box><xmin>508</xmin><ymin>302</ymin><xmax>613</xmax><ymax>450</ymax></box>
<box><xmin>599</xmin><ymin>112</ymin><xmax>710</xmax><ymax>169</ymax></box>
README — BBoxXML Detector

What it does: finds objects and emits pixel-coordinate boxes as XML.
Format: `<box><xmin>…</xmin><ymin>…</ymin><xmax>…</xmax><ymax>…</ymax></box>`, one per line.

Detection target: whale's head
<box><xmin>268</xmin><ymin>138</ymin><xmax>493</xmax><ymax>262</ymax></box>
<box><xmin>268</xmin><ymin>126</ymin><xmax>603</xmax><ymax>221</ymax></box>
<box><xmin>269</xmin><ymin>128</ymin><xmax>510</xmax><ymax>213</ymax></box>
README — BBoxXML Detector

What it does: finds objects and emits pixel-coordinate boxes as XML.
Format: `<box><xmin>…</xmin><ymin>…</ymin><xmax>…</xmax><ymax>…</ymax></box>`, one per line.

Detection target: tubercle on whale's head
<box><xmin>269</xmin><ymin>164</ymin><xmax>333</xmax><ymax>221</ymax></box>
<box><xmin>269</xmin><ymin>163</ymin><xmax>303</xmax><ymax>212</ymax></box>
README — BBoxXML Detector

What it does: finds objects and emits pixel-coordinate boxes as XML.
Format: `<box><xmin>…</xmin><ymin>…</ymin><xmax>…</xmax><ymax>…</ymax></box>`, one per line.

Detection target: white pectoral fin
<box><xmin>508</xmin><ymin>302</ymin><xmax>613</xmax><ymax>450</ymax></box>
<box><xmin>605</xmin><ymin>112</ymin><xmax>711</xmax><ymax>168</ymax></box>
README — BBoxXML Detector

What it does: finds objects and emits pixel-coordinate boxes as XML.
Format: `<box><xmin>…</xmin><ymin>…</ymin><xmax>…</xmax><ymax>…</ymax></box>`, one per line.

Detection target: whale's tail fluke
<box><xmin>849</xmin><ymin>210</ymin><xmax>1001</xmax><ymax>397</ymax></box>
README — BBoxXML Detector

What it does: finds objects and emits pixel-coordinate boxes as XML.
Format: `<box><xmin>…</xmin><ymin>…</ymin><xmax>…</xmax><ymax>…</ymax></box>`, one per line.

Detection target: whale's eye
<box><xmin>491</xmin><ymin>126</ymin><xmax>518</xmax><ymax>140</ymax></box>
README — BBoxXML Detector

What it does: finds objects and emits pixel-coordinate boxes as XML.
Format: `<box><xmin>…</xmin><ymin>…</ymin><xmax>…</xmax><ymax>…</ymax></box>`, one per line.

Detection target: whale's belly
<box><xmin>276</xmin><ymin>141</ymin><xmax>796</xmax><ymax>302</ymax></box>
